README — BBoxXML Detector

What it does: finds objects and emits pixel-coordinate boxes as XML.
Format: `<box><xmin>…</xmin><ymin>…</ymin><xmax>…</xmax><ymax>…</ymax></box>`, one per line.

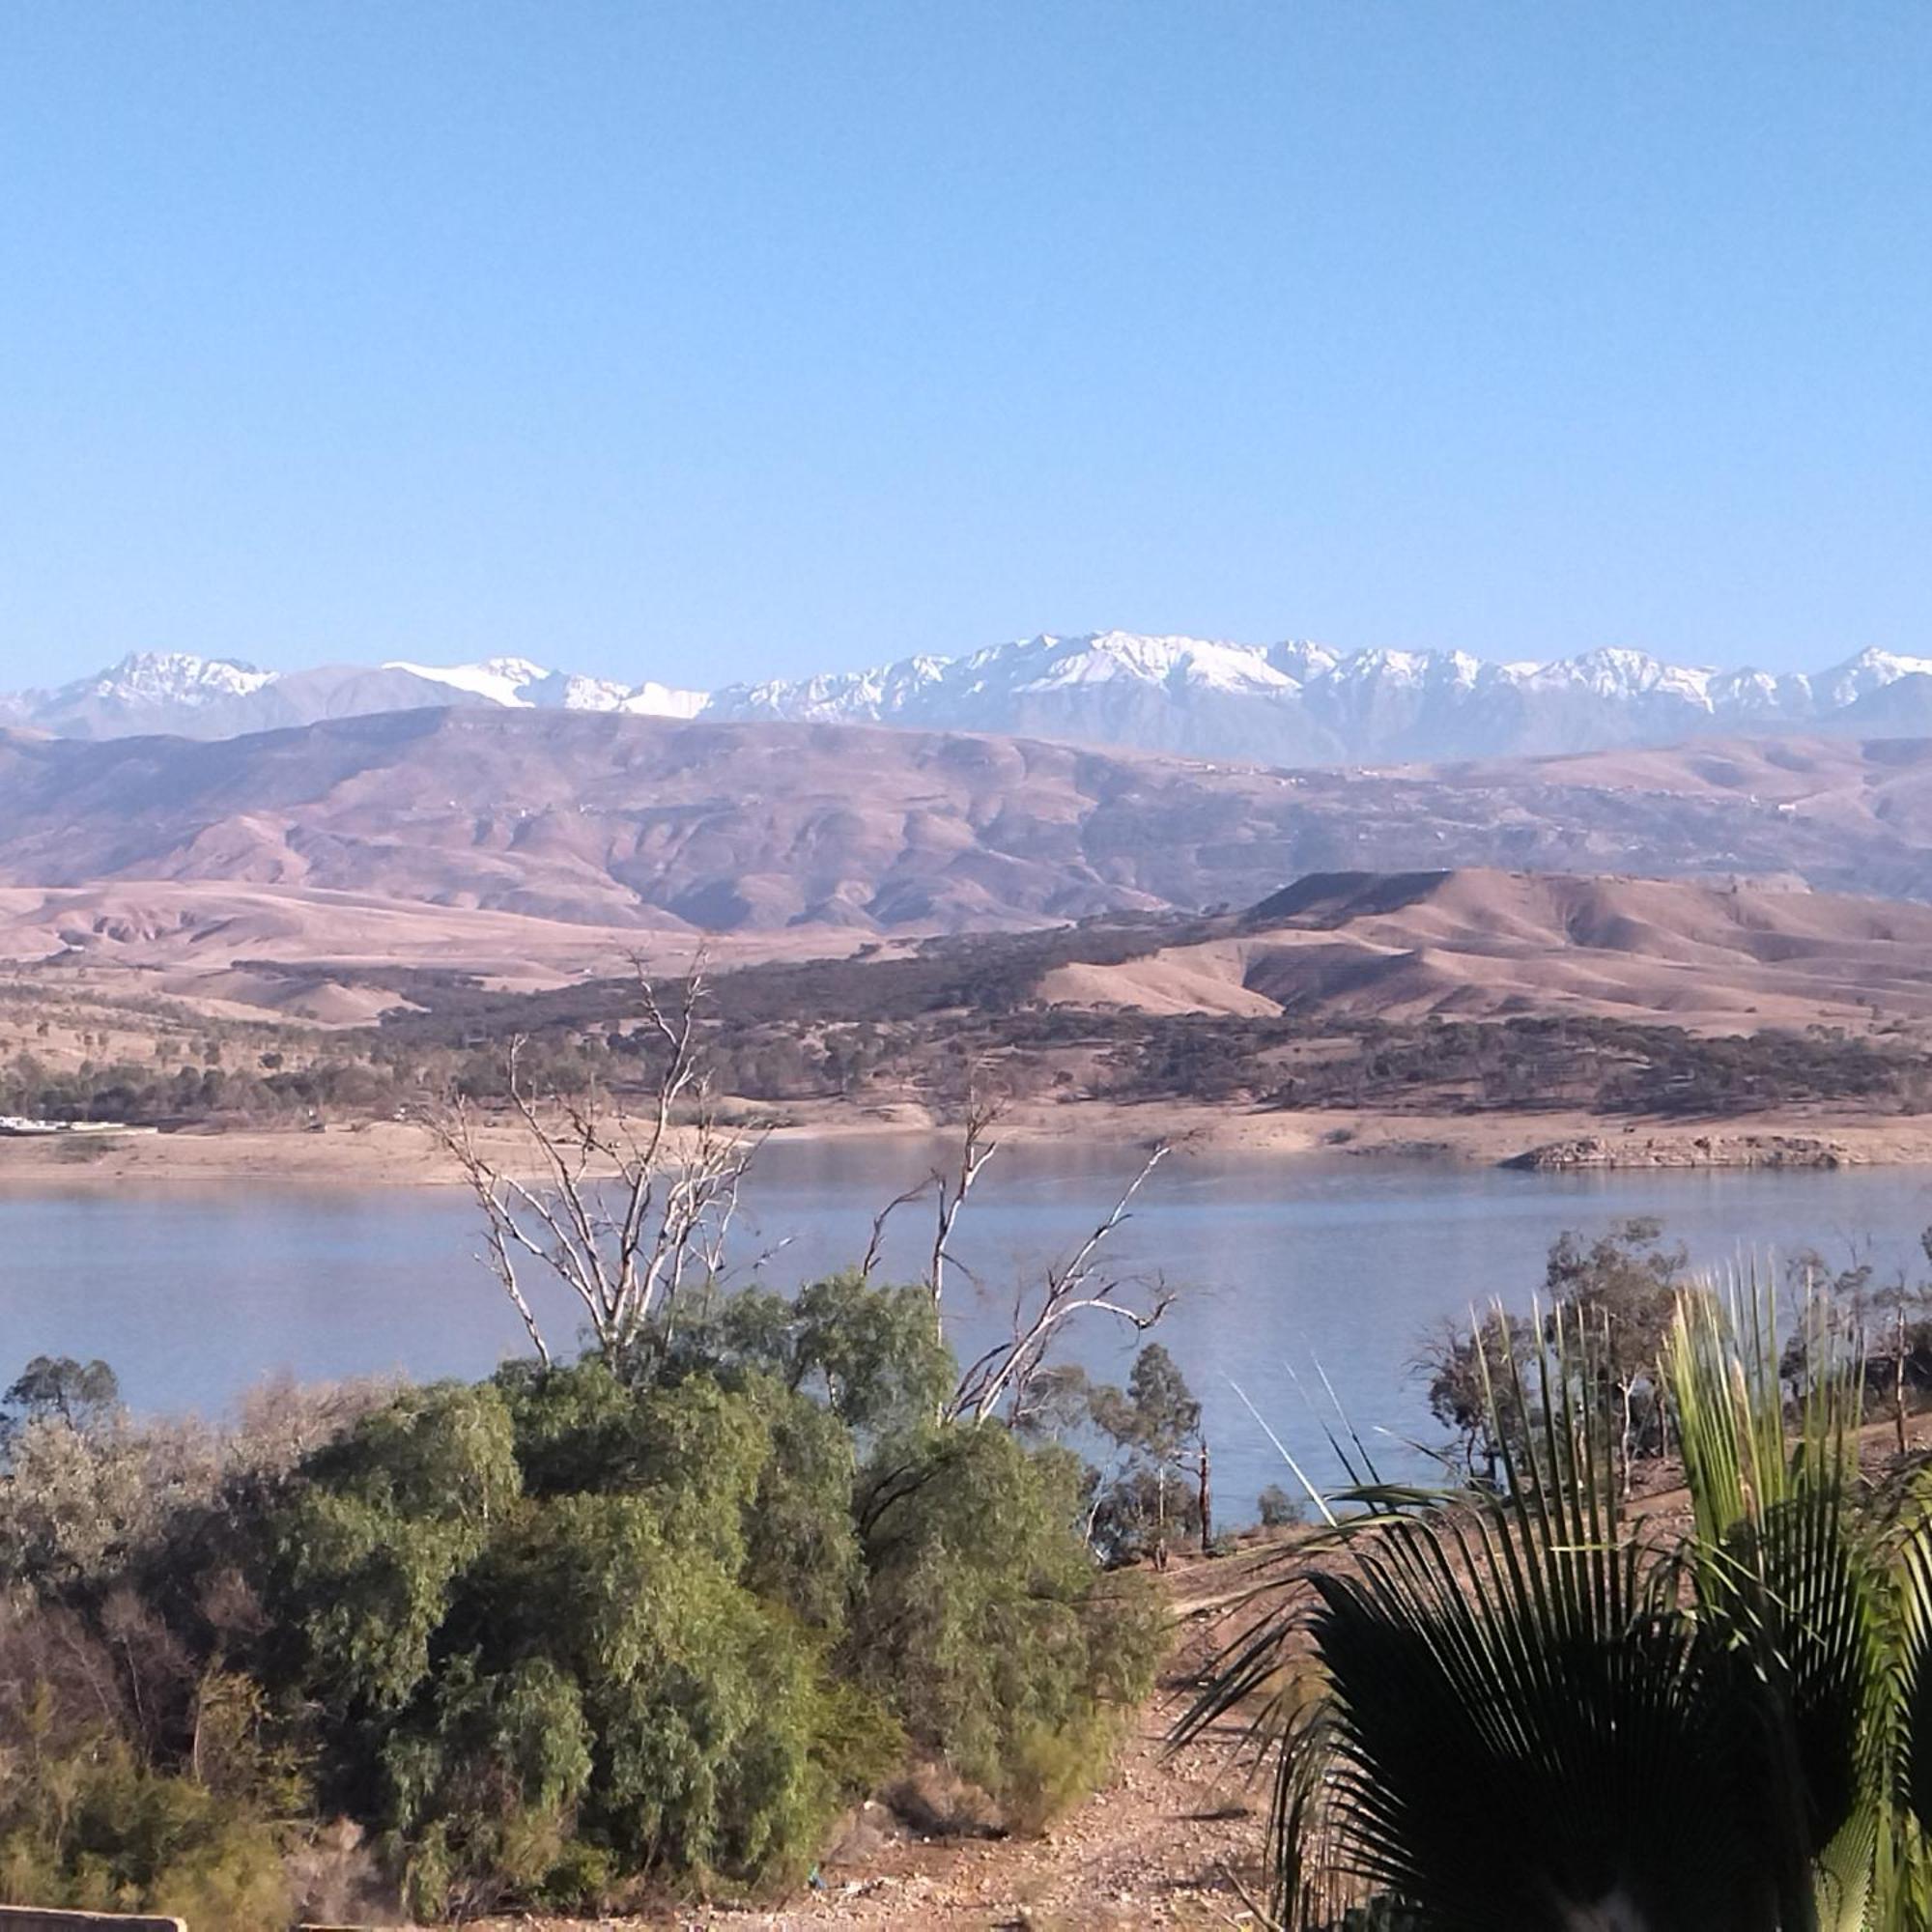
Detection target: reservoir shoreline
<box><xmin>6</xmin><ymin>1098</ymin><xmax>1932</xmax><ymax>1188</ymax></box>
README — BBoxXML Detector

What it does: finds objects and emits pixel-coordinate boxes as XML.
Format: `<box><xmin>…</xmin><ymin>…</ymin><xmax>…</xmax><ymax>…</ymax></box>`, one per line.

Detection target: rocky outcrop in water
<box><xmin>1501</xmin><ymin>1133</ymin><xmax>1851</xmax><ymax>1172</ymax></box>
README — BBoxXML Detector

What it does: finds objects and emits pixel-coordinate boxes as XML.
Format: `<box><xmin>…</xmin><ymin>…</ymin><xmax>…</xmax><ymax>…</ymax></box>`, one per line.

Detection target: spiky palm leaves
<box><xmin>1182</xmin><ymin>1285</ymin><xmax>1932</xmax><ymax>1931</ymax></box>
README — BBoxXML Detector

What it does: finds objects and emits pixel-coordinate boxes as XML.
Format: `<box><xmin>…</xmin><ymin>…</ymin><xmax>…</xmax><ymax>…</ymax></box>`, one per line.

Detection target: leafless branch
<box><xmin>861</xmin><ymin>1178</ymin><xmax>939</xmax><ymax>1281</ymax></box>
<box><xmin>930</xmin><ymin>1098</ymin><xmax>1003</xmax><ymax>1311</ymax></box>
<box><xmin>420</xmin><ymin>964</ymin><xmax>755</xmax><ymax>1371</ymax></box>
<box><xmin>948</xmin><ymin>1140</ymin><xmax>1175</xmax><ymax>1424</ymax></box>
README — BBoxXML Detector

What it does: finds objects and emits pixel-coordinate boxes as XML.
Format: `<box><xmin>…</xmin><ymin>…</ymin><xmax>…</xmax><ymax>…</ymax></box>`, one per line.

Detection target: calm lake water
<box><xmin>5</xmin><ymin>1136</ymin><xmax>1932</xmax><ymax>1516</ymax></box>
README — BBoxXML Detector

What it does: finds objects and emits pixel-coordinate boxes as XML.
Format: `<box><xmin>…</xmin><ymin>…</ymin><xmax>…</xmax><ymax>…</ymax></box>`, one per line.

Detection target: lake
<box><xmin>4</xmin><ymin>1136</ymin><xmax>1932</xmax><ymax>1518</ymax></box>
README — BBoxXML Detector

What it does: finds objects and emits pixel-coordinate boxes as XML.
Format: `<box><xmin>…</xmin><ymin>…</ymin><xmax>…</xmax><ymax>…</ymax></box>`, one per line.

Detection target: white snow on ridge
<box><xmin>384</xmin><ymin>658</ymin><xmax>707</xmax><ymax>718</ymax></box>
<box><xmin>617</xmin><ymin>681</ymin><xmax>708</xmax><ymax>720</ymax></box>
<box><xmin>1816</xmin><ymin>647</ymin><xmax>1932</xmax><ymax>707</ymax></box>
<box><xmin>384</xmin><ymin>657</ymin><xmax>551</xmax><ymax>707</ymax></box>
<box><xmin>1014</xmin><ymin>632</ymin><xmax>1296</xmax><ymax>695</ymax></box>
<box><xmin>16</xmin><ymin>631</ymin><xmax>1932</xmax><ymax>762</ymax></box>
<box><xmin>1515</xmin><ymin>646</ymin><xmax>1716</xmax><ymax>704</ymax></box>
<box><xmin>88</xmin><ymin>652</ymin><xmax>278</xmax><ymax>706</ymax></box>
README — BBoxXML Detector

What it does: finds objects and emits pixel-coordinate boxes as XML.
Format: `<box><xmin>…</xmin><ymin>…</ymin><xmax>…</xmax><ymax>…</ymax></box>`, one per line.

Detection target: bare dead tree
<box><xmin>423</xmin><ymin>962</ymin><xmax>760</xmax><ymax>1371</ymax></box>
<box><xmin>929</xmin><ymin>1099</ymin><xmax>1002</xmax><ymax>1313</ymax></box>
<box><xmin>852</xmin><ymin>1096</ymin><xmax>1002</xmax><ymax>1317</ymax></box>
<box><xmin>948</xmin><ymin>1141</ymin><xmax>1175</xmax><ymax>1424</ymax></box>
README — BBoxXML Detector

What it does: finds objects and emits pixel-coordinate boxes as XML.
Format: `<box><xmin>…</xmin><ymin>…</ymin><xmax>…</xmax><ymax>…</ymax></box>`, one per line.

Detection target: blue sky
<box><xmin>2</xmin><ymin>1</ymin><xmax>1928</xmax><ymax>692</ymax></box>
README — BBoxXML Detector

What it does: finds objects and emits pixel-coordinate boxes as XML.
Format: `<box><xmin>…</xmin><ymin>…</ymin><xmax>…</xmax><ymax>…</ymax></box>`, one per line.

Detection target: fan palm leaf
<box><xmin>1179</xmin><ymin>1280</ymin><xmax>1932</xmax><ymax>1930</ymax></box>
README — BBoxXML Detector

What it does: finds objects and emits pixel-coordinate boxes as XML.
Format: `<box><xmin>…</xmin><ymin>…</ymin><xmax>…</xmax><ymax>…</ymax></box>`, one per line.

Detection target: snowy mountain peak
<box><xmin>381</xmin><ymin>657</ymin><xmax>707</xmax><ymax>718</ymax></box>
<box><xmin>616</xmin><ymin>680</ymin><xmax>708</xmax><ymax>720</ymax></box>
<box><xmin>1518</xmin><ymin>645</ymin><xmax>1713</xmax><ymax>705</ymax></box>
<box><xmin>707</xmin><ymin>630</ymin><xmax>1932</xmax><ymax>761</ymax></box>
<box><xmin>1012</xmin><ymin>632</ymin><xmax>1294</xmax><ymax>696</ymax></box>
<box><xmin>1830</xmin><ymin>646</ymin><xmax>1932</xmax><ymax>688</ymax></box>
<box><xmin>383</xmin><ymin>657</ymin><xmax>552</xmax><ymax>706</ymax></box>
<box><xmin>11</xmin><ymin>629</ymin><xmax>1932</xmax><ymax>763</ymax></box>
<box><xmin>91</xmin><ymin>651</ymin><xmax>278</xmax><ymax>706</ymax></box>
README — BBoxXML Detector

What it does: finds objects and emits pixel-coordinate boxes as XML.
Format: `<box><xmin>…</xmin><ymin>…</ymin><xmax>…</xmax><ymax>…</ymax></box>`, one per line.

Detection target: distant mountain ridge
<box><xmin>5</xmin><ymin>708</ymin><xmax>1932</xmax><ymax>943</ymax></box>
<box><xmin>11</xmin><ymin>632</ymin><xmax>1932</xmax><ymax>761</ymax></box>
<box><xmin>0</xmin><ymin>651</ymin><xmax>707</xmax><ymax>743</ymax></box>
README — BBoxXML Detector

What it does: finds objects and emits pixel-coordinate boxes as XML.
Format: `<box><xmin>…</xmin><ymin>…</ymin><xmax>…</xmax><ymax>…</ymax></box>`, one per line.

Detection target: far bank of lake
<box><xmin>11</xmin><ymin>1098</ymin><xmax>1932</xmax><ymax>1193</ymax></box>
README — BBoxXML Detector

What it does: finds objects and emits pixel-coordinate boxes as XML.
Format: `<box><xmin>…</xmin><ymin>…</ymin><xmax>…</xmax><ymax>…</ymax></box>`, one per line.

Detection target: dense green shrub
<box><xmin>850</xmin><ymin>1423</ymin><xmax>1164</xmax><ymax>1805</ymax></box>
<box><xmin>382</xmin><ymin>1492</ymin><xmax>887</xmax><ymax>1911</ymax></box>
<box><xmin>0</xmin><ymin>1276</ymin><xmax>1169</xmax><ymax>1918</ymax></box>
<box><xmin>498</xmin><ymin>1357</ymin><xmax>863</xmax><ymax>1631</ymax></box>
<box><xmin>249</xmin><ymin>1366</ymin><xmax>900</xmax><ymax>1905</ymax></box>
<box><xmin>266</xmin><ymin>1381</ymin><xmax>520</xmax><ymax>1734</ymax></box>
<box><xmin>675</xmin><ymin>1269</ymin><xmax>955</xmax><ymax>1439</ymax></box>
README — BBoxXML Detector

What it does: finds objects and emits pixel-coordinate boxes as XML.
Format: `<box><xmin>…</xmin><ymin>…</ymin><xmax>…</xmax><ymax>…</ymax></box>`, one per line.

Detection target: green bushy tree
<box><xmin>0</xmin><ymin>1258</ymin><xmax>1172</xmax><ymax>1918</ymax></box>
<box><xmin>257</xmin><ymin>1363</ymin><xmax>899</xmax><ymax>1910</ymax></box>
<box><xmin>850</xmin><ymin>1421</ymin><xmax>1164</xmax><ymax>1814</ymax></box>
<box><xmin>266</xmin><ymin>1381</ymin><xmax>520</xmax><ymax>1741</ymax></box>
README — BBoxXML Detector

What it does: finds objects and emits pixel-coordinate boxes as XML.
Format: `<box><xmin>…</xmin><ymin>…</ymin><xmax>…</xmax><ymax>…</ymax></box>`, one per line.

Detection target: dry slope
<box><xmin>4</xmin><ymin>713</ymin><xmax>1932</xmax><ymax>969</ymax></box>
<box><xmin>1038</xmin><ymin>868</ymin><xmax>1932</xmax><ymax>1031</ymax></box>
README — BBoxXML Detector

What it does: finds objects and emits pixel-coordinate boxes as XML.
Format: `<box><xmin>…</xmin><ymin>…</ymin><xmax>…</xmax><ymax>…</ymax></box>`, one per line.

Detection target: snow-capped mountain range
<box><xmin>9</xmin><ymin>632</ymin><xmax>1932</xmax><ymax>764</ymax></box>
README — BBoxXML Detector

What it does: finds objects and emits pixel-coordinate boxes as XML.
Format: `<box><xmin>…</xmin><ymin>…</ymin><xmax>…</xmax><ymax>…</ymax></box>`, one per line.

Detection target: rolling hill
<box><xmin>5</xmin><ymin>714</ymin><xmax>1932</xmax><ymax>987</ymax></box>
<box><xmin>1037</xmin><ymin>868</ymin><xmax>1932</xmax><ymax>1031</ymax></box>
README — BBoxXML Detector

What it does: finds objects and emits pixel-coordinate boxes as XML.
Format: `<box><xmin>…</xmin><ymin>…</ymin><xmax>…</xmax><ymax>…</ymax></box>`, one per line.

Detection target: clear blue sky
<box><xmin>2</xmin><ymin>1</ymin><xmax>1929</xmax><ymax>692</ymax></box>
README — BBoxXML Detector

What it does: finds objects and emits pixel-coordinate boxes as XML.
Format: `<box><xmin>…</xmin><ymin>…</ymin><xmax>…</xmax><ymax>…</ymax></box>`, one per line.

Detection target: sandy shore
<box><xmin>6</xmin><ymin>1098</ymin><xmax>1932</xmax><ymax>1188</ymax></box>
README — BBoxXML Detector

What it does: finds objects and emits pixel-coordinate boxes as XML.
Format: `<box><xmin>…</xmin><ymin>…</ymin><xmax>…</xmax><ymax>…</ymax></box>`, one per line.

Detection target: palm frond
<box><xmin>1180</xmin><ymin>1273</ymin><xmax>1932</xmax><ymax>1931</ymax></box>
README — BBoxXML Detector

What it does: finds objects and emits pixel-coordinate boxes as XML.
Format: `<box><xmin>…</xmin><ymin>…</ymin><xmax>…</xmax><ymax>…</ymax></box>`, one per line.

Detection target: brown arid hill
<box><xmin>0</xmin><ymin>881</ymin><xmax>864</xmax><ymax>1012</ymax></box>
<box><xmin>5</xmin><ymin>711</ymin><xmax>1932</xmax><ymax>982</ymax></box>
<box><xmin>1036</xmin><ymin>868</ymin><xmax>1932</xmax><ymax>1032</ymax></box>
<box><xmin>1412</xmin><ymin>733</ymin><xmax>1932</xmax><ymax>899</ymax></box>
<box><xmin>0</xmin><ymin>708</ymin><xmax>1259</xmax><ymax>934</ymax></box>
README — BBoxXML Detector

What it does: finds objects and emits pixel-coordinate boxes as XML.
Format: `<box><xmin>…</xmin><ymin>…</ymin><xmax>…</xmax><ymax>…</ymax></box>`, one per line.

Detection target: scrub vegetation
<box><xmin>0</xmin><ymin>1302</ymin><xmax>1170</xmax><ymax>1923</ymax></box>
<box><xmin>0</xmin><ymin>1001</ymin><xmax>1187</xmax><ymax>1924</ymax></box>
